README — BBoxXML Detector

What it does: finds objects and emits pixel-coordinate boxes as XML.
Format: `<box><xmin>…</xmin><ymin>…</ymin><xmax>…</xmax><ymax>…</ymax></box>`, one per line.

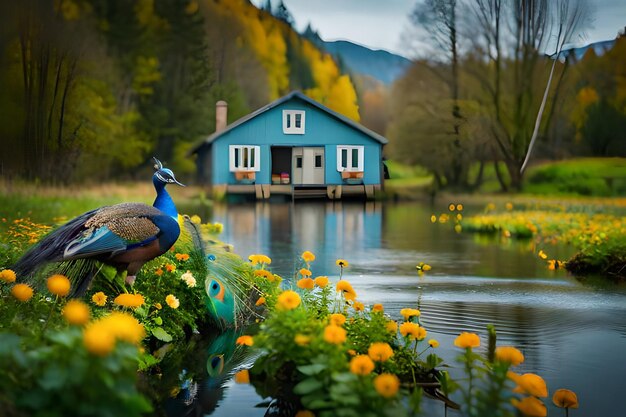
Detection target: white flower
<box><xmin>181</xmin><ymin>270</ymin><xmax>196</xmax><ymax>288</ymax></box>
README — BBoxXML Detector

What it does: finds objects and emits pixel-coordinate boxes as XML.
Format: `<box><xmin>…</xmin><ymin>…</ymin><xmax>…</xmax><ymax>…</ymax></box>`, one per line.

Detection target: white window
<box><xmin>229</xmin><ymin>145</ymin><xmax>260</xmax><ymax>172</ymax></box>
<box><xmin>336</xmin><ymin>146</ymin><xmax>364</xmax><ymax>172</ymax></box>
<box><xmin>283</xmin><ymin>110</ymin><xmax>305</xmax><ymax>134</ymax></box>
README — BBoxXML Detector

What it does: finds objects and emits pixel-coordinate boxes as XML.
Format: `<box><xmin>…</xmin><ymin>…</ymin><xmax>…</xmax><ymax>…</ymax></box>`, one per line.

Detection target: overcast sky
<box><xmin>251</xmin><ymin>0</ymin><xmax>626</xmax><ymax>58</ymax></box>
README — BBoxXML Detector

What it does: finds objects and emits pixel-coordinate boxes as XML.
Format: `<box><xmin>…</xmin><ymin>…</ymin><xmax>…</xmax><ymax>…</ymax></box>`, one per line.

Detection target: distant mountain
<box><xmin>303</xmin><ymin>25</ymin><xmax>411</xmax><ymax>85</ymax></box>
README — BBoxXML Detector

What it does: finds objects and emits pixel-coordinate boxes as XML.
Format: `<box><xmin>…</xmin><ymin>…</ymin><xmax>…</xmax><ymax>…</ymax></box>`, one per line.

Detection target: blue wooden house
<box><xmin>189</xmin><ymin>91</ymin><xmax>387</xmax><ymax>199</ymax></box>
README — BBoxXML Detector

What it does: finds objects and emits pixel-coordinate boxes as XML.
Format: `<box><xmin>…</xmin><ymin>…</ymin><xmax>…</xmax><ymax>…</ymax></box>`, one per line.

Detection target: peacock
<box><xmin>12</xmin><ymin>157</ymin><xmax>184</xmax><ymax>296</ymax></box>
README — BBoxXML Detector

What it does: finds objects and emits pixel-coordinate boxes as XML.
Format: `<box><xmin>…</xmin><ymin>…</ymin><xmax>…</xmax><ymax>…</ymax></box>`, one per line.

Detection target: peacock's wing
<box><xmin>62</xmin><ymin>203</ymin><xmax>163</xmax><ymax>260</ymax></box>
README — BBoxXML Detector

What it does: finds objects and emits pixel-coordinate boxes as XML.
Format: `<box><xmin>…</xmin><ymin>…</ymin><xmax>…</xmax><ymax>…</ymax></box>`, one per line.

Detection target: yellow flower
<box><xmin>175</xmin><ymin>253</ymin><xmax>190</xmax><ymax>261</ymax></box>
<box><xmin>254</xmin><ymin>269</ymin><xmax>273</xmax><ymax>280</ymax></box>
<box><xmin>11</xmin><ymin>283</ymin><xmax>33</xmax><ymax>302</ymax></box>
<box><xmin>336</xmin><ymin>259</ymin><xmax>349</xmax><ymax>267</ymax></box>
<box><xmin>422</xmin><ymin>264</ymin><xmax>432</xmax><ymax>271</ymax></box>
<box><xmin>511</xmin><ymin>373</ymin><xmax>548</xmax><ymax>397</ymax></box>
<box><xmin>165</xmin><ymin>263</ymin><xmax>176</xmax><ymax>273</ymax></box>
<box><xmin>255</xmin><ymin>296</ymin><xmax>266</xmax><ymax>306</ymax></box>
<box><xmin>400</xmin><ymin>322</ymin><xmax>427</xmax><ymax>340</ymax></box>
<box><xmin>349</xmin><ymin>355</ymin><xmax>375</xmax><ymax>376</ymax></box>
<box><xmin>430</xmin><ymin>214</ymin><xmax>437</xmax><ymax>223</ymax></box>
<box><xmin>249</xmin><ymin>254</ymin><xmax>272</xmax><ymax>265</ymax></box>
<box><xmin>400</xmin><ymin>308</ymin><xmax>420</xmax><ymax>321</ymax></box>
<box><xmin>190</xmin><ymin>214</ymin><xmax>202</xmax><ymax>224</ymax></box>
<box><xmin>154</xmin><ymin>303</ymin><xmax>162</xmax><ymax>310</ymax></box>
<box><xmin>236</xmin><ymin>335</ymin><xmax>254</xmax><ymax>346</ymax></box>
<box><xmin>456</xmin><ymin>204</ymin><xmax>464</xmax><ymax>211</ymax></box>
<box><xmin>297</xmin><ymin>277</ymin><xmax>315</xmax><ymax>290</ymax></box>
<box><xmin>495</xmin><ymin>346</ymin><xmax>524</xmax><ymax>366</ymax></box>
<box><xmin>47</xmin><ymin>274</ymin><xmax>71</xmax><ymax>297</ymax></box>
<box><xmin>552</xmin><ymin>389</ymin><xmax>579</xmax><ymax>409</ymax></box>
<box><xmin>314</xmin><ymin>276</ymin><xmax>328</xmax><ymax>287</ymax></box>
<box><xmin>511</xmin><ymin>396</ymin><xmax>547</xmax><ymax>417</ymax></box>
<box><xmin>114</xmin><ymin>293</ymin><xmax>145</xmax><ymax>308</ymax></box>
<box><xmin>538</xmin><ymin>250</ymin><xmax>548</xmax><ymax>260</ymax></box>
<box><xmin>295</xmin><ymin>411</ymin><xmax>315</xmax><ymax>417</ymax></box>
<box><xmin>548</xmin><ymin>259</ymin><xmax>566</xmax><ymax>270</ymax></box>
<box><xmin>374</xmin><ymin>373</ymin><xmax>400</xmax><ymax>398</ymax></box>
<box><xmin>294</xmin><ymin>334</ymin><xmax>311</xmax><ymax>346</ymax></box>
<box><xmin>448</xmin><ymin>203</ymin><xmax>456</xmax><ymax>211</ymax></box>
<box><xmin>299</xmin><ymin>268</ymin><xmax>312</xmax><ymax>277</ymax></box>
<box><xmin>506</xmin><ymin>202</ymin><xmax>514</xmax><ymax>211</ymax></box>
<box><xmin>91</xmin><ymin>291</ymin><xmax>107</xmax><ymax>307</ymax></box>
<box><xmin>0</xmin><ymin>269</ymin><xmax>16</xmax><ymax>283</ymax></box>
<box><xmin>100</xmin><ymin>312</ymin><xmax>145</xmax><ymax>344</ymax></box>
<box><xmin>301</xmin><ymin>251</ymin><xmax>315</xmax><ymax>263</ymax></box>
<box><xmin>372</xmin><ymin>303</ymin><xmax>384</xmax><ymax>312</ymax></box>
<box><xmin>83</xmin><ymin>323</ymin><xmax>115</xmax><ymax>356</ymax></box>
<box><xmin>336</xmin><ymin>280</ymin><xmax>357</xmax><ymax>300</ymax></box>
<box><xmin>323</xmin><ymin>324</ymin><xmax>346</xmax><ymax>344</ymax></box>
<box><xmin>234</xmin><ymin>369</ymin><xmax>249</xmax><ymax>384</ymax></box>
<box><xmin>428</xmin><ymin>339</ymin><xmax>439</xmax><ymax>348</ymax></box>
<box><xmin>386</xmin><ymin>321</ymin><xmax>398</xmax><ymax>333</ymax></box>
<box><xmin>63</xmin><ymin>300</ymin><xmax>90</xmax><ymax>326</ymax></box>
<box><xmin>454</xmin><ymin>332</ymin><xmax>480</xmax><ymax>349</ymax></box>
<box><xmin>277</xmin><ymin>290</ymin><xmax>301</xmax><ymax>310</ymax></box>
<box><xmin>166</xmin><ymin>294</ymin><xmax>180</xmax><ymax>309</ymax></box>
<box><xmin>330</xmin><ymin>313</ymin><xmax>346</xmax><ymax>326</ymax></box>
<box><xmin>368</xmin><ymin>342</ymin><xmax>394</xmax><ymax>362</ymax></box>
<box><xmin>353</xmin><ymin>301</ymin><xmax>364</xmax><ymax>311</ymax></box>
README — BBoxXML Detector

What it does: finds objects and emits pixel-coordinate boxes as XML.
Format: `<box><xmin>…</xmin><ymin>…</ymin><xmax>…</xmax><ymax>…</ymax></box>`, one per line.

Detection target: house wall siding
<box><xmin>210</xmin><ymin>98</ymin><xmax>382</xmax><ymax>185</ymax></box>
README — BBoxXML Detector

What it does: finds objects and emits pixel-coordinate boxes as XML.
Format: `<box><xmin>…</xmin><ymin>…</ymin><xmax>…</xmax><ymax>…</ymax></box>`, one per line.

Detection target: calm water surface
<box><xmin>171</xmin><ymin>200</ymin><xmax>626</xmax><ymax>417</ymax></box>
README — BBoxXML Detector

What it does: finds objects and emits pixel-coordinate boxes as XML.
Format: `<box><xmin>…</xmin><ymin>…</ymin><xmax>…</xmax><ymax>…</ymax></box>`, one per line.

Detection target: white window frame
<box><xmin>283</xmin><ymin>110</ymin><xmax>305</xmax><ymax>134</ymax></box>
<box><xmin>336</xmin><ymin>145</ymin><xmax>364</xmax><ymax>172</ymax></box>
<box><xmin>229</xmin><ymin>145</ymin><xmax>260</xmax><ymax>172</ymax></box>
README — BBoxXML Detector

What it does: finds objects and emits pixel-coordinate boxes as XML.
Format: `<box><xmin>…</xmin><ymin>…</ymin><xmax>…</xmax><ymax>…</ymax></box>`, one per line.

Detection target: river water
<box><xmin>172</xmin><ymin>200</ymin><xmax>626</xmax><ymax>417</ymax></box>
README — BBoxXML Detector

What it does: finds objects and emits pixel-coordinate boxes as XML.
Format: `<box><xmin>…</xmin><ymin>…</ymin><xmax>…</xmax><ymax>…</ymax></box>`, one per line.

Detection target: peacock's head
<box><xmin>152</xmin><ymin>157</ymin><xmax>185</xmax><ymax>186</ymax></box>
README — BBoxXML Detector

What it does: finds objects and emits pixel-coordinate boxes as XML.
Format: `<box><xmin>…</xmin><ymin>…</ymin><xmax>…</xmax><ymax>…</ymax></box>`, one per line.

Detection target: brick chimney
<box><xmin>216</xmin><ymin>100</ymin><xmax>228</xmax><ymax>132</ymax></box>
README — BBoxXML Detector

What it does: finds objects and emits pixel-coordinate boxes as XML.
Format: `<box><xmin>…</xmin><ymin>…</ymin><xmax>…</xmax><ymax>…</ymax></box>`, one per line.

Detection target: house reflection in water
<box><xmin>211</xmin><ymin>201</ymin><xmax>382</xmax><ymax>277</ymax></box>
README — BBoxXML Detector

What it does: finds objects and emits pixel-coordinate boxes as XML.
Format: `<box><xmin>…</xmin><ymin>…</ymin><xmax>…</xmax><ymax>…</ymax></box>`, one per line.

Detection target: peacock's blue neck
<box><xmin>153</xmin><ymin>177</ymin><xmax>178</xmax><ymax>219</ymax></box>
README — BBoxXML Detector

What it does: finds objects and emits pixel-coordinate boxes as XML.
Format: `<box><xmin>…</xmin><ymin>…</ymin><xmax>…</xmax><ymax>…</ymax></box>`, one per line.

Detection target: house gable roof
<box><xmin>189</xmin><ymin>91</ymin><xmax>388</xmax><ymax>154</ymax></box>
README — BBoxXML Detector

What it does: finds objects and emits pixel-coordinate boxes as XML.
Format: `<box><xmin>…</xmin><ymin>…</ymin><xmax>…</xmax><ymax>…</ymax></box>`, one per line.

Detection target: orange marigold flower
<box><xmin>47</xmin><ymin>274</ymin><xmax>71</xmax><ymax>297</ymax></box>
<box><xmin>454</xmin><ymin>332</ymin><xmax>480</xmax><ymax>349</ymax></box>
<box><xmin>155</xmin><ymin>268</ymin><xmax>163</xmax><ymax>276</ymax></box>
<box><xmin>336</xmin><ymin>280</ymin><xmax>357</xmax><ymax>300</ymax></box>
<box><xmin>91</xmin><ymin>291</ymin><xmax>107</xmax><ymax>307</ymax></box>
<box><xmin>165</xmin><ymin>263</ymin><xmax>176</xmax><ymax>273</ymax></box>
<box><xmin>511</xmin><ymin>373</ymin><xmax>548</xmax><ymax>397</ymax></box>
<box><xmin>374</xmin><ymin>373</ymin><xmax>400</xmax><ymax>398</ymax></box>
<box><xmin>255</xmin><ymin>296</ymin><xmax>266</xmax><ymax>306</ymax></box>
<box><xmin>349</xmin><ymin>355</ymin><xmax>375</xmax><ymax>376</ymax></box>
<box><xmin>297</xmin><ymin>277</ymin><xmax>315</xmax><ymax>290</ymax></box>
<box><xmin>165</xmin><ymin>294</ymin><xmax>180</xmax><ymax>309</ymax></box>
<box><xmin>114</xmin><ymin>293</ymin><xmax>145</xmax><ymax>308</ymax></box>
<box><xmin>83</xmin><ymin>323</ymin><xmax>115</xmax><ymax>357</ymax></box>
<box><xmin>323</xmin><ymin>324</ymin><xmax>346</xmax><ymax>344</ymax></box>
<box><xmin>254</xmin><ymin>269</ymin><xmax>273</xmax><ymax>280</ymax></box>
<box><xmin>330</xmin><ymin>313</ymin><xmax>346</xmax><ymax>326</ymax></box>
<box><xmin>234</xmin><ymin>369</ymin><xmax>250</xmax><ymax>384</ymax></box>
<box><xmin>428</xmin><ymin>339</ymin><xmax>440</xmax><ymax>348</ymax></box>
<box><xmin>294</xmin><ymin>334</ymin><xmax>311</xmax><ymax>346</ymax></box>
<box><xmin>400</xmin><ymin>322</ymin><xmax>426</xmax><ymax>340</ymax></box>
<box><xmin>0</xmin><ymin>269</ymin><xmax>17</xmax><ymax>283</ymax></box>
<box><xmin>277</xmin><ymin>290</ymin><xmax>301</xmax><ymax>310</ymax></box>
<box><xmin>511</xmin><ymin>396</ymin><xmax>547</xmax><ymax>417</ymax></box>
<box><xmin>175</xmin><ymin>253</ymin><xmax>190</xmax><ymax>261</ymax></box>
<box><xmin>314</xmin><ymin>276</ymin><xmax>329</xmax><ymax>287</ymax></box>
<box><xmin>353</xmin><ymin>301</ymin><xmax>364</xmax><ymax>311</ymax></box>
<box><xmin>100</xmin><ymin>312</ymin><xmax>145</xmax><ymax>344</ymax></box>
<box><xmin>63</xmin><ymin>300</ymin><xmax>90</xmax><ymax>326</ymax></box>
<box><xmin>372</xmin><ymin>303</ymin><xmax>384</xmax><ymax>312</ymax></box>
<box><xmin>236</xmin><ymin>335</ymin><xmax>254</xmax><ymax>346</ymax></box>
<box><xmin>299</xmin><ymin>268</ymin><xmax>312</xmax><ymax>277</ymax></box>
<box><xmin>336</xmin><ymin>259</ymin><xmax>349</xmax><ymax>267</ymax></box>
<box><xmin>400</xmin><ymin>308</ymin><xmax>420</xmax><ymax>321</ymax></box>
<box><xmin>386</xmin><ymin>320</ymin><xmax>398</xmax><ymax>333</ymax></box>
<box><xmin>301</xmin><ymin>251</ymin><xmax>316</xmax><ymax>263</ymax></box>
<box><xmin>552</xmin><ymin>389</ymin><xmax>579</xmax><ymax>409</ymax></box>
<box><xmin>495</xmin><ymin>346</ymin><xmax>525</xmax><ymax>366</ymax></box>
<box><xmin>11</xmin><ymin>283</ymin><xmax>33</xmax><ymax>302</ymax></box>
<box><xmin>368</xmin><ymin>342</ymin><xmax>394</xmax><ymax>362</ymax></box>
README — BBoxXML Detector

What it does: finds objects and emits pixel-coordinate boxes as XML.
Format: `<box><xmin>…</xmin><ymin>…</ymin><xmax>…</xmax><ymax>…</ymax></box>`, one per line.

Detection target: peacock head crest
<box><xmin>152</xmin><ymin>157</ymin><xmax>185</xmax><ymax>186</ymax></box>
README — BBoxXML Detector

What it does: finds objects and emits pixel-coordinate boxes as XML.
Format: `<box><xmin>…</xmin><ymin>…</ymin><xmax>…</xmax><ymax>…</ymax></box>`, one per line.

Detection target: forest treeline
<box><xmin>386</xmin><ymin>0</ymin><xmax>626</xmax><ymax>191</ymax></box>
<box><xmin>0</xmin><ymin>0</ymin><xmax>359</xmax><ymax>182</ymax></box>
